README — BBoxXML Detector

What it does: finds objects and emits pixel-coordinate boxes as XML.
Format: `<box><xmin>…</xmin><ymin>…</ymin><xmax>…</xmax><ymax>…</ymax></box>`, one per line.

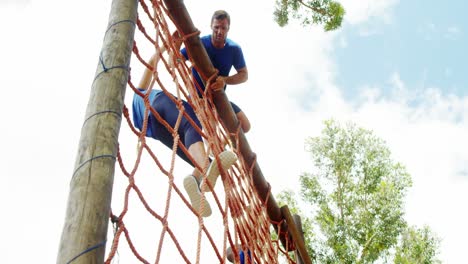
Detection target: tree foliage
<box><xmin>273</xmin><ymin>0</ymin><xmax>345</xmax><ymax>31</ymax></box>
<box><xmin>275</xmin><ymin>120</ymin><xmax>441</xmax><ymax>263</ymax></box>
<box><xmin>394</xmin><ymin>226</ymin><xmax>441</xmax><ymax>264</ymax></box>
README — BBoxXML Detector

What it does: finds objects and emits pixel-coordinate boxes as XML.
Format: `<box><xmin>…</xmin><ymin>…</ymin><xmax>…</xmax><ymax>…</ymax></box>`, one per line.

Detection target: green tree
<box><xmin>275</xmin><ymin>120</ymin><xmax>440</xmax><ymax>263</ymax></box>
<box><xmin>394</xmin><ymin>226</ymin><xmax>441</xmax><ymax>264</ymax></box>
<box><xmin>273</xmin><ymin>0</ymin><xmax>345</xmax><ymax>31</ymax></box>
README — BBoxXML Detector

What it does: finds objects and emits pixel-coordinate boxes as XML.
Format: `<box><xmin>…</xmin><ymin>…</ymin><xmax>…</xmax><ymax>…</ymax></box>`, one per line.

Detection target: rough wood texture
<box><xmin>56</xmin><ymin>0</ymin><xmax>137</xmax><ymax>263</ymax></box>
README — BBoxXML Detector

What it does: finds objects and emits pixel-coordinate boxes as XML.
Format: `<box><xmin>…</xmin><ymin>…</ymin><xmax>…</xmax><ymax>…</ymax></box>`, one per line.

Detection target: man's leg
<box><xmin>236</xmin><ymin>110</ymin><xmax>251</xmax><ymax>133</ymax></box>
<box><xmin>153</xmin><ymin>93</ymin><xmax>238</xmax><ymax>216</ymax></box>
<box><xmin>150</xmin><ymin>93</ymin><xmax>212</xmax><ymax>217</ymax></box>
<box><xmin>187</xmin><ymin>141</ymin><xmax>207</xmax><ymax>178</ymax></box>
<box><xmin>200</xmin><ymin>150</ymin><xmax>237</xmax><ymax>192</ymax></box>
<box><xmin>182</xmin><ymin>100</ymin><xmax>238</xmax><ymax>192</ymax></box>
<box><xmin>184</xmin><ymin>142</ymin><xmax>237</xmax><ymax>217</ymax></box>
<box><xmin>183</xmin><ymin>170</ymin><xmax>212</xmax><ymax>217</ymax></box>
<box><xmin>230</xmin><ymin>101</ymin><xmax>251</xmax><ymax>133</ymax></box>
<box><xmin>184</xmin><ymin>142</ymin><xmax>211</xmax><ymax>217</ymax></box>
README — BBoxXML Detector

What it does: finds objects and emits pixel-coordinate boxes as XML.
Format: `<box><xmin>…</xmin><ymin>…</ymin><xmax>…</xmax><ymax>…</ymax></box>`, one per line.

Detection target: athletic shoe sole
<box><xmin>201</xmin><ymin>150</ymin><xmax>238</xmax><ymax>192</ymax></box>
<box><xmin>183</xmin><ymin>175</ymin><xmax>212</xmax><ymax>217</ymax></box>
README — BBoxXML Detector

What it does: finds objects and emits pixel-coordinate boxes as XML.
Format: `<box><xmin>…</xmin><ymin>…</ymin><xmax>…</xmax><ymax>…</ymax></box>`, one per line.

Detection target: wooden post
<box><xmin>57</xmin><ymin>0</ymin><xmax>137</xmax><ymax>263</ymax></box>
<box><xmin>281</xmin><ymin>206</ymin><xmax>313</xmax><ymax>264</ymax></box>
<box><xmin>293</xmin><ymin>215</ymin><xmax>306</xmax><ymax>264</ymax></box>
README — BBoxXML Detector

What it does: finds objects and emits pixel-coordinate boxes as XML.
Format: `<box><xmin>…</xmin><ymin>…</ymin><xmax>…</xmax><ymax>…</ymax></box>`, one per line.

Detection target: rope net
<box><xmin>106</xmin><ymin>1</ymin><xmax>296</xmax><ymax>263</ymax></box>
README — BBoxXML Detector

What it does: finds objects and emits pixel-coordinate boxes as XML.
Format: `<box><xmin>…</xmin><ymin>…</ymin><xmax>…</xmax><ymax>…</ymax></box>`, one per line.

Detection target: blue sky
<box><xmin>1</xmin><ymin>0</ymin><xmax>467</xmax><ymax>263</ymax></box>
<box><xmin>336</xmin><ymin>0</ymin><xmax>468</xmax><ymax>100</ymax></box>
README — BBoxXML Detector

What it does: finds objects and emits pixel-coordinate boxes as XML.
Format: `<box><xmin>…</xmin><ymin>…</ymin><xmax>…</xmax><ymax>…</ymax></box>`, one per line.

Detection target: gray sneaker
<box><xmin>200</xmin><ymin>150</ymin><xmax>238</xmax><ymax>192</ymax></box>
<box><xmin>183</xmin><ymin>175</ymin><xmax>212</xmax><ymax>217</ymax></box>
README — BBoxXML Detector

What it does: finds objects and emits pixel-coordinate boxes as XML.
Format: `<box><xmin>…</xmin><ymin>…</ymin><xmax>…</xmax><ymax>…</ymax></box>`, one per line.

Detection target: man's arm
<box><xmin>224</xmin><ymin>66</ymin><xmax>248</xmax><ymax>85</ymax></box>
<box><xmin>138</xmin><ymin>53</ymin><xmax>157</xmax><ymax>89</ymax></box>
<box><xmin>211</xmin><ymin>66</ymin><xmax>248</xmax><ymax>91</ymax></box>
<box><xmin>138</xmin><ymin>31</ymin><xmax>183</xmax><ymax>89</ymax></box>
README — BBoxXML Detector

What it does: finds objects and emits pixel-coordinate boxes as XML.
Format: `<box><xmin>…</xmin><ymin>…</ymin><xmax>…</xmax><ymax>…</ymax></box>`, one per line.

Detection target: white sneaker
<box><xmin>183</xmin><ymin>175</ymin><xmax>212</xmax><ymax>217</ymax></box>
<box><xmin>201</xmin><ymin>150</ymin><xmax>238</xmax><ymax>192</ymax></box>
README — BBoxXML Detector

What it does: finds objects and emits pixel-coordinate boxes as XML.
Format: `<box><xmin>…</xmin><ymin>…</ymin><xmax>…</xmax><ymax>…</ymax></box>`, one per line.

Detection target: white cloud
<box><xmin>445</xmin><ymin>25</ymin><xmax>461</xmax><ymax>40</ymax></box>
<box><xmin>417</xmin><ymin>22</ymin><xmax>463</xmax><ymax>41</ymax></box>
<box><xmin>340</xmin><ymin>0</ymin><xmax>399</xmax><ymax>25</ymax></box>
<box><xmin>0</xmin><ymin>0</ymin><xmax>30</xmax><ymax>7</ymax></box>
<box><xmin>418</xmin><ymin>22</ymin><xmax>462</xmax><ymax>41</ymax></box>
<box><xmin>389</xmin><ymin>72</ymin><xmax>407</xmax><ymax>97</ymax></box>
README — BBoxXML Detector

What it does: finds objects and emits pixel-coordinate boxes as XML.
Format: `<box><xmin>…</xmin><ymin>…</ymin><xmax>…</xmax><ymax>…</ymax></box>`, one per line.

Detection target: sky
<box><xmin>1</xmin><ymin>0</ymin><xmax>467</xmax><ymax>263</ymax></box>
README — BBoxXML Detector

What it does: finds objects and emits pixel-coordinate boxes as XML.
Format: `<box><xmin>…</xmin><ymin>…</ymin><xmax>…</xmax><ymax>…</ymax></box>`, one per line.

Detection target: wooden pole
<box><xmin>293</xmin><ymin>215</ymin><xmax>306</xmax><ymax>264</ymax></box>
<box><xmin>57</xmin><ymin>0</ymin><xmax>137</xmax><ymax>263</ymax></box>
<box><xmin>162</xmin><ymin>0</ymin><xmax>291</xmax><ymax>250</ymax></box>
<box><xmin>281</xmin><ymin>206</ymin><xmax>313</xmax><ymax>264</ymax></box>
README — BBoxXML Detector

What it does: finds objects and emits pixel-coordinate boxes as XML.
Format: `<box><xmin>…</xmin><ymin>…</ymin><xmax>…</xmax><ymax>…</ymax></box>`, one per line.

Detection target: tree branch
<box><xmin>297</xmin><ymin>0</ymin><xmax>327</xmax><ymax>16</ymax></box>
<box><xmin>359</xmin><ymin>232</ymin><xmax>377</xmax><ymax>262</ymax></box>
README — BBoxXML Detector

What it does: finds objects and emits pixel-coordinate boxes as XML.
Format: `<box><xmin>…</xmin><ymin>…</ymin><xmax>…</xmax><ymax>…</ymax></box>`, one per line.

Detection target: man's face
<box><xmin>211</xmin><ymin>18</ymin><xmax>229</xmax><ymax>47</ymax></box>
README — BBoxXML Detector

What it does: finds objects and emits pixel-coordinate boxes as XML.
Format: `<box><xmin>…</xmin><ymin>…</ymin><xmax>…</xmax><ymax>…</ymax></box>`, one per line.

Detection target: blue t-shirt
<box><xmin>132</xmin><ymin>89</ymin><xmax>162</xmax><ymax>137</ymax></box>
<box><xmin>181</xmin><ymin>35</ymin><xmax>246</xmax><ymax>95</ymax></box>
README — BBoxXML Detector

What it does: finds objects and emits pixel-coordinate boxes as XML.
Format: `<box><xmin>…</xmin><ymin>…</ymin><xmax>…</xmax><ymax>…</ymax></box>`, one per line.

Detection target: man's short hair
<box><xmin>211</xmin><ymin>10</ymin><xmax>230</xmax><ymax>25</ymax></box>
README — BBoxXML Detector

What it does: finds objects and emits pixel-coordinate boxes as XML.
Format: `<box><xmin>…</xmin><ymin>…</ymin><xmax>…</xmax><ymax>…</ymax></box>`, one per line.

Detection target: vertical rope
<box><xmin>106</xmin><ymin>0</ymin><xmax>299</xmax><ymax>263</ymax></box>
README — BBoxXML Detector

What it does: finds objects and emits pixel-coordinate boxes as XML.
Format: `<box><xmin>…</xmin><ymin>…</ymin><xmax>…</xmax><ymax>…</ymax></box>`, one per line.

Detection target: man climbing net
<box><xmin>104</xmin><ymin>1</ymin><xmax>306</xmax><ymax>263</ymax></box>
<box><xmin>132</xmin><ymin>51</ymin><xmax>238</xmax><ymax>217</ymax></box>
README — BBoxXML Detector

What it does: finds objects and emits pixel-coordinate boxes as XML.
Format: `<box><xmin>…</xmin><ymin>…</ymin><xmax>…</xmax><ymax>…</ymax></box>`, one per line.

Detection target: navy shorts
<box><xmin>230</xmin><ymin>101</ymin><xmax>242</xmax><ymax>114</ymax></box>
<box><xmin>149</xmin><ymin>92</ymin><xmax>202</xmax><ymax>165</ymax></box>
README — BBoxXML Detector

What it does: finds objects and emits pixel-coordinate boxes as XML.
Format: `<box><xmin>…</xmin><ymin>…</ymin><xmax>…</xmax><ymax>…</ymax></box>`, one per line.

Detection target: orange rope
<box><xmin>107</xmin><ymin>0</ymin><xmax>300</xmax><ymax>263</ymax></box>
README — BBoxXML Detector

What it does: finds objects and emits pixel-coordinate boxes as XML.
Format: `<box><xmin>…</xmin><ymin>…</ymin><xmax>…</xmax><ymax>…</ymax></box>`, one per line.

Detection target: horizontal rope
<box><xmin>82</xmin><ymin>110</ymin><xmax>122</xmax><ymax>127</ymax></box>
<box><xmin>105</xmin><ymin>19</ymin><xmax>136</xmax><ymax>35</ymax></box>
<box><xmin>72</xmin><ymin>154</ymin><xmax>117</xmax><ymax>179</ymax></box>
<box><xmin>66</xmin><ymin>239</ymin><xmax>107</xmax><ymax>264</ymax></box>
